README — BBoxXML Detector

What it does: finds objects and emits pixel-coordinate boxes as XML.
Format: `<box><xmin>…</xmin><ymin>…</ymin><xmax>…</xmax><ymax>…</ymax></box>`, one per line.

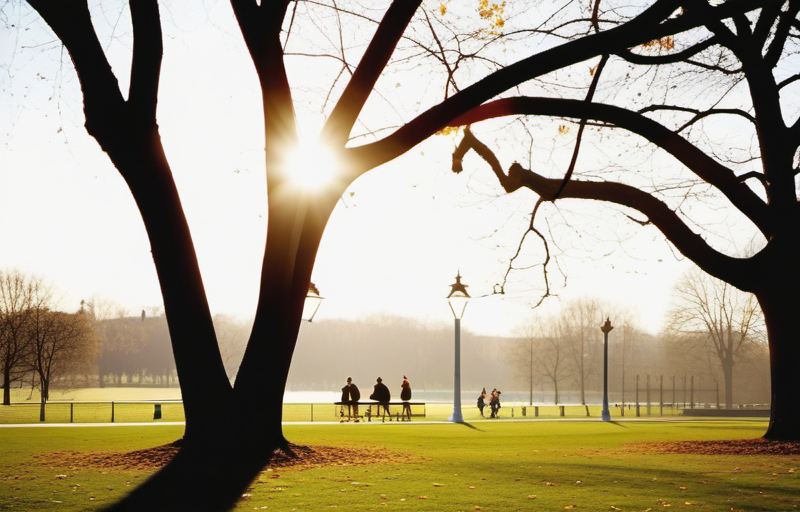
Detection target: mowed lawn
<box><xmin>1</xmin><ymin>418</ymin><xmax>798</xmax><ymax>511</ymax></box>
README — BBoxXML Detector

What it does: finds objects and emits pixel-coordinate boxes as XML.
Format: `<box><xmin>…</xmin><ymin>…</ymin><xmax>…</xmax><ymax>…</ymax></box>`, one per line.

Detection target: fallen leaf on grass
<box><xmin>527</xmin><ymin>495</ymin><xmax>538</xmax><ymax>499</ymax></box>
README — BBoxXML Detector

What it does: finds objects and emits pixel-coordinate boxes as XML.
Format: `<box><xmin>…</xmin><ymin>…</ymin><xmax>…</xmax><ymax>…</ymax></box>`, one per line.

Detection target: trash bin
<box><xmin>153</xmin><ymin>403</ymin><xmax>162</xmax><ymax>420</ymax></box>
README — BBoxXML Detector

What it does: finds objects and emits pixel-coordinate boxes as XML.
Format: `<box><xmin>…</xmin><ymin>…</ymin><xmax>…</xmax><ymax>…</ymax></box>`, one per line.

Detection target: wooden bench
<box><xmin>334</xmin><ymin>401</ymin><xmax>426</xmax><ymax>422</ymax></box>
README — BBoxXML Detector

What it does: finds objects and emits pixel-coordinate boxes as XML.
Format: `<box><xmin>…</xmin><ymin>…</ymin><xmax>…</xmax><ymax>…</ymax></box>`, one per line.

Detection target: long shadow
<box><xmin>101</xmin><ymin>441</ymin><xmax>279</xmax><ymax>512</ymax></box>
<box><xmin>457</xmin><ymin>421</ymin><xmax>484</xmax><ymax>431</ymax></box>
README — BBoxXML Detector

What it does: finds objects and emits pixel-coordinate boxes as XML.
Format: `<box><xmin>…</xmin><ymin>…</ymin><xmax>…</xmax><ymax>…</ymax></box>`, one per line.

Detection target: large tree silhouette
<box><xmin>23</xmin><ymin>0</ymin><xmax>781</xmax><ymax>510</ymax></box>
<box><xmin>449</xmin><ymin>0</ymin><xmax>797</xmax><ymax>440</ymax></box>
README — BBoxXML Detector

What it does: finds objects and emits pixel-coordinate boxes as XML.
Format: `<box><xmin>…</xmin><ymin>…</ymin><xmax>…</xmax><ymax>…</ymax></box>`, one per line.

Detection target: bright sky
<box><xmin>0</xmin><ymin>2</ymin><xmax>704</xmax><ymax>337</ymax></box>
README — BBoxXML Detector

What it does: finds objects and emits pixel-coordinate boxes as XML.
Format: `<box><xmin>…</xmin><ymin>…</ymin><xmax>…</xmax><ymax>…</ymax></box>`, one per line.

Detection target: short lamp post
<box><xmin>447</xmin><ymin>272</ymin><xmax>470</xmax><ymax>423</ymax></box>
<box><xmin>601</xmin><ymin>317</ymin><xmax>613</xmax><ymax>421</ymax></box>
<box><xmin>302</xmin><ymin>282</ymin><xmax>324</xmax><ymax>322</ymax></box>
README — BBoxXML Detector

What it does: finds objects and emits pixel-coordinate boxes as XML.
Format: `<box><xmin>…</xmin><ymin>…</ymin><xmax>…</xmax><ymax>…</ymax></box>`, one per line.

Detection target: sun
<box><xmin>283</xmin><ymin>139</ymin><xmax>338</xmax><ymax>192</ymax></box>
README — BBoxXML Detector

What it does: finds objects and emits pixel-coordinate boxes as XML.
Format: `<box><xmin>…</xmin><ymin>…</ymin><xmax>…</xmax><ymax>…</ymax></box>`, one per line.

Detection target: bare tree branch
<box><xmin>322</xmin><ymin>0</ymin><xmax>422</xmax><ymax>147</ymax></box>
<box><xmin>128</xmin><ymin>0</ymin><xmax>162</xmax><ymax>120</ymax></box>
<box><xmin>449</xmin><ymin>97</ymin><xmax>772</xmax><ymax>238</ymax></box>
<box><xmin>345</xmin><ymin>0</ymin><xmax>770</xmax><ymax>176</ymax></box>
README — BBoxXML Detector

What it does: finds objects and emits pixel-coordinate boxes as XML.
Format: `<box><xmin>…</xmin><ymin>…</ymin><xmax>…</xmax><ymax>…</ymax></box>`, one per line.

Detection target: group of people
<box><xmin>477</xmin><ymin>388</ymin><xmax>502</xmax><ymax>418</ymax></box>
<box><xmin>340</xmin><ymin>376</ymin><xmax>413</xmax><ymax>422</ymax></box>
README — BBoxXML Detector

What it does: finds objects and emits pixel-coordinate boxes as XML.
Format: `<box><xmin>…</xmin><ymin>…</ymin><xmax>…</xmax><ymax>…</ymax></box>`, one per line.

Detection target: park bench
<box><xmin>334</xmin><ymin>401</ymin><xmax>426</xmax><ymax>422</ymax></box>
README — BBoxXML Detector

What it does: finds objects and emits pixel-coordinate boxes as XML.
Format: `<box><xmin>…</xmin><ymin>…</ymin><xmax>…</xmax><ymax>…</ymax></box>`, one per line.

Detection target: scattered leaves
<box><xmin>435</xmin><ymin>126</ymin><xmax>462</xmax><ymax>136</ymax></box>
<box><xmin>37</xmin><ymin>443</ymin><xmax>425</xmax><ymax>472</ymax></box>
<box><xmin>628</xmin><ymin>439</ymin><xmax>800</xmax><ymax>456</ymax></box>
<box><xmin>640</xmin><ymin>36</ymin><xmax>675</xmax><ymax>52</ymax></box>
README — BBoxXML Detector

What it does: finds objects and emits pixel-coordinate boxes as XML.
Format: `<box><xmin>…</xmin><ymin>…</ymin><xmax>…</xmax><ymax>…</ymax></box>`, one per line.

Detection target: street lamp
<box><xmin>600</xmin><ymin>317</ymin><xmax>613</xmax><ymax>421</ymax></box>
<box><xmin>302</xmin><ymin>282</ymin><xmax>324</xmax><ymax>322</ymax></box>
<box><xmin>447</xmin><ymin>272</ymin><xmax>470</xmax><ymax>423</ymax></box>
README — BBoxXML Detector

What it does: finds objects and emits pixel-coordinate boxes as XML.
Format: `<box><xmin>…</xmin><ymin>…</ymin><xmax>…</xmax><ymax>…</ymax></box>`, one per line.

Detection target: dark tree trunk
<box><xmin>722</xmin><ymin>352</ymin><xmax>734</xmax><ymax>410</ymax></box>
<box><xmin>758</xmin><ymin>284</ymin><xmax>800</xmax><ymax>440</ymax></box>
<box><xmin>2</xmin><ymin>366</ymin><xmax>11</xmax><ymax>405</ymax></box>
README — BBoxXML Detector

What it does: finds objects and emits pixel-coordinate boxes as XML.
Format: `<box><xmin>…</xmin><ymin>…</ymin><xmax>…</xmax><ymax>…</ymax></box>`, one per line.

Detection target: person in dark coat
<box><xmin>477</xmin><ymin>388</ymin><xmax>487</xmax><ymax>418</ymax></box>
<box><xmin>400</xmin><ymin>376</ymin><xmax>412</xmax><ymax>420</ymax></box>
<box><xmin>489</xmin><ymin>389</ymin><xmax>501</xmax><ymax>418</ymax></box>
<box><xmin>370</xmin><ymin>377</ymin><xmax>391</xmax><ymax>419</ymax></box>
<box><xmin>342</xmin><ymin>377</ymin><xmax>360</xmax><ymax>421</ymax></box>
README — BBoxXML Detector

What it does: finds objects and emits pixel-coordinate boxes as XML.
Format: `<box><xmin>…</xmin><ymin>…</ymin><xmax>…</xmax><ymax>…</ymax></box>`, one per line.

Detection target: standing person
<box><xmin>400</xmin><ymin>376</ymin><xmax>412</xmax><ymax>421</ymax></box>
<box><xmin>490</xmin><ymin>389</ymin><xmax>501</xmax><ymax>418</ymax></box>
<box><xmin>370</xmin><ymin>377</ymin><xmax>391</xmax><ymax>420</ymax></box>
<box><xmin>343</xmin><ymin>377</ymin><xmax>360</xmax><ymax>421</ymax></box>
<box><xmin>477</xmin><ymin>388</ymin><xmax>487</xmax><ymax>418</ymax></box>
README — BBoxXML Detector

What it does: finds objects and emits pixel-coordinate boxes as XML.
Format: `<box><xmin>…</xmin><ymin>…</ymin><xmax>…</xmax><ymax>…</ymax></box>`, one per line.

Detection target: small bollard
<box><xmin>535</xmin><ymin>406</ymin><xmax>539</xmax><ymax>417</ymax></box>
<box><xmin>522</xmin><ymin>406</ymin><xmax>526</xmax><ymax>417</ymax></box>
<box><xmin>560</xmin><ymin>405</ymin><xmax>565</xmax><ymax>417</ymax></box>
<box><xmin>153</xmin><ymin>403</ymin><xmax>162</xmax><ymax>420</ymax></box>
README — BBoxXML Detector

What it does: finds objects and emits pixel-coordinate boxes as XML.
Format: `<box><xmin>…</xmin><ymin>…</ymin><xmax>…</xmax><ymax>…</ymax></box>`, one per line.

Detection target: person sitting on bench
<box><xmin>340</xmin><ymin>377</ymin><xmax>360</xmax><ymax>421</ymax></box>
<box><xmin>370</xmin><ymin>377</ymin><xmax>391</xmax><ymax>419</ymax></box>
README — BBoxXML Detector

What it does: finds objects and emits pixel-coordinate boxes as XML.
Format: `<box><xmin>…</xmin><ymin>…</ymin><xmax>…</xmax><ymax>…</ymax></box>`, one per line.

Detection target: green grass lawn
<box><xmin>1</xmin><ymin>418</ymin><xmax>797</xmax><ymax>511</ymax></box>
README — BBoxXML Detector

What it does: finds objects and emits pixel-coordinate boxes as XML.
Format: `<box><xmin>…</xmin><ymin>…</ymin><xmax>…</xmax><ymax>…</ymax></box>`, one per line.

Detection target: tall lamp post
<box><xmin>302</xmin><ymin>282</ymin><xmax>324</xmax><ymax>322</ymax></box>
<box><xmin>600</xmin><ymin>317</ymin><xmax>613</xmax><ymax>421</ymax></box>
<box><xmin>447</xmin><ymin>272</ymin><xmax>470</xmax><ymax>423</ymax></box>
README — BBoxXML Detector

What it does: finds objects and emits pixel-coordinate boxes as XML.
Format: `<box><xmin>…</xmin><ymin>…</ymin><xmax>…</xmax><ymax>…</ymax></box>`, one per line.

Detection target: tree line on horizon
<box><xmin>2</xmin><ymin>269</ymin><xmax>768</xmax><ymax>410</ymax></box>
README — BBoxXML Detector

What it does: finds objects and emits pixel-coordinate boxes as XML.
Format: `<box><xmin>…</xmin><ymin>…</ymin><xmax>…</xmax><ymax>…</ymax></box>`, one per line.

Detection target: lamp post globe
<box><xmin>447</xmin><ymin>272</ymin><xmax>470</xmax><ymax>423</ymax></box>
<box><xmin>302</xmin><ymin>282</ymin><xmax>324</xmax><ymax>323</ymax></box>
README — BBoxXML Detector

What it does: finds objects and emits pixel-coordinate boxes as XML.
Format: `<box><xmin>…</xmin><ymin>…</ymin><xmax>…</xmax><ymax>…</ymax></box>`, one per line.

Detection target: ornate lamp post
<box><xmin>601</xmin><ymin>317</ymin><xmax>613</xmax><ymax>421</ymax></box>
<box><xmin>302</xmin><ymin>282</ymin><xmax>324</xmax><ymax>322</ymax></box>
<box><xmin>447</xmin><ymin>272</ymin><xmax>470</xmax><ymax>423</ymax></box>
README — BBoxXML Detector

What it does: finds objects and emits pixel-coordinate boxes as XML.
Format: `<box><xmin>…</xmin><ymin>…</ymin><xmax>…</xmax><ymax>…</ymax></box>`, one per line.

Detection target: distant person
<box><xmin>490</xmin><ymin>389</ymin><xmax>501</xmax><ymax>418</ymax></box>
<box><xmin>477</xmin><ymin>388</ymin><xmax>487</xmax><ymax>418</ymax></box>
<box><xmin>342</xmin><ymin>377</ymin><xmax>360</xmax><ymax>421</ymax></box>
<box><xmin>400</xmin><ymin>376</ymin><xmax>412</xmax><ymax>421</ymax></box>
<box><xmin>370</xmin><ymin>377</ymin><xmax>391</xmax><ymax>419</ymax></box>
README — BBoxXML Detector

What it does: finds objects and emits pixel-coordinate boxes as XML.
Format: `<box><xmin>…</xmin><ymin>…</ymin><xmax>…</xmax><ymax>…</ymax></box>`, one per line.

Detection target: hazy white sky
<box><xmin>0</xmin><ymin>2</ymin><xmax>703</xmax><ymax>337</ymax></box>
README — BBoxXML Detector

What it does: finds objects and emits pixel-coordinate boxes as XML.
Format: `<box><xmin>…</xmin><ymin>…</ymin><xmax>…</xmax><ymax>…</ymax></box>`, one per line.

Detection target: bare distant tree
<box><xmin>539</xmin><ymin>330</ymin><xmax>565</xmax><ymax>405</ymax></box>
<box><xmin>213</xmin><ymin>314</ymin><xmax>251</xmax><ymax>381</ymax></box>
<box><xmin>518</xmin><ymin>316</ymin><xmax>566</xmax><ymax>405</ymax></box>
<box><xmin>26</xmin><ymin>308</ymin><xmax>98</xmax><ymax>420</ymax></box>
<box><xmin>507</xmin><ymin>324</ymin><xmax>539</xmax><ymax>405</ymax></box>
<box><xmin>670</xmin><ymin>268</ymin><xmax>764</xmax><ymax>409</ymax></box>
<box><xmin>560</xmin><ymin>299</ymin><xmax>603</xmax><ymax>405</ymax></box>
<box><xmin>0</xmin><ymin>270</ymin><xmax>49</xmax><ymax>405</ymax></box>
